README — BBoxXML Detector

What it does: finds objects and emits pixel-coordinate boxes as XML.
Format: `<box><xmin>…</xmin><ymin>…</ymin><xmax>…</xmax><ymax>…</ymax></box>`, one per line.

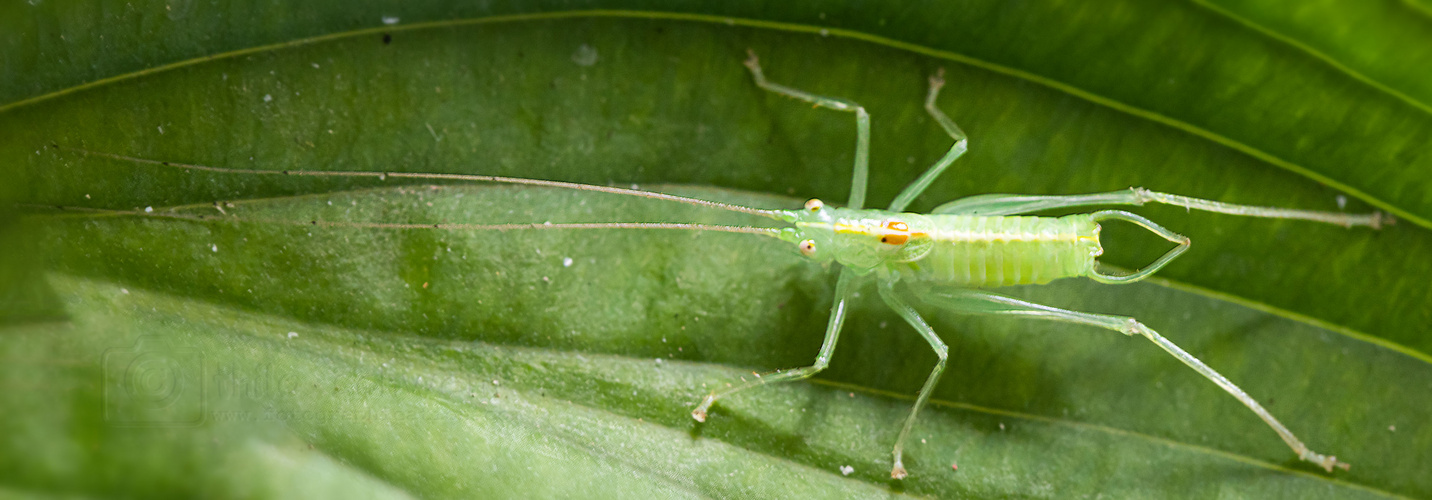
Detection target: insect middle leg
<box><xmin>690</xmin><ymin>269</ymin><xmax>860</xmax><ymax>422</ymax></box>
<box><xmin>743</xmin><ymin>50</ymin><xmax>871</xmax><ymax>209</ymax></box>
<box><xmin>915</xmin><ymin>286</ymin><xmax>1350</xmax><ymax>472</ymax></box>
<box><xmin>876</xmin><ymin>274</ymin><xmax>950</xmax><ymax>479</ymax></box>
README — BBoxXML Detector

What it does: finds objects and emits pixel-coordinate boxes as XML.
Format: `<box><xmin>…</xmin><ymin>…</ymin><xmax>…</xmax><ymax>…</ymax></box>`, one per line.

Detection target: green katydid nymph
<box><xmin>60</xmin><ymin>49</ymin><xmax>1383</xmax><ymax>479</ymax></box>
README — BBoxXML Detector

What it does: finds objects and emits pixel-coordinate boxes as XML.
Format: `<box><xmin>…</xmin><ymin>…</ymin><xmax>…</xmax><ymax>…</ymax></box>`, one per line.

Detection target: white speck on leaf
<box><xmin>1337</xmin><ymin>195</ymin><xmax>1348</xmax><ymax>209</ymax></box>
<box><xmin>563</xmin><ymin>257</ymin><xmax>574</xmax><ymax>267</ymax></box>
<box><xmin>572</xmin><ymin>44</ymin><xmax>599</xmax><ymax>67</ymax></box>
<box><xmin>211</xmin><ymin>244</ymin><xmax>218</xmax><ymax>253</ymax></box>
<box><xmin>287</xmin><ymin>332</ymin><xmax>298</xmax><ymax>339</ymax></box>
<box><xmin>144</xmin><ymin>206</ymin><xmax>153</xmax><ymax>213</ymax></box>
<box><xmin>382</xmin><ymin>16</ymin><xmax>399</xmax><ymax>25</ymax></box>
<box><xmin>839</xmin><ymin>465</ymin><xmax>854</xmax><ymax>476</ymax></box>
<box><xmin>263</xmin><ymin>94</ymin><xmax>272</xmax><ymax>102</ymax></box>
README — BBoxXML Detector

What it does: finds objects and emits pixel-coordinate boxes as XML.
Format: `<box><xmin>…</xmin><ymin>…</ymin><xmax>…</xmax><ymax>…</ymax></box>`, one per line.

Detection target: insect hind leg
<box><xmin>743</xmin><ymin>50</ymin><xmax>871</xmax><ymax>210</ymax></box>
<box><xmin>1086</xmin><ymin>210</ymin><xmax>1191</xmax><ymax>284</ymax></box>
<box><xmin>915</xmin><ymin>286</ymin><xmax>1350</xmax><ymax>473</ymax></box>
<box><xmin>933</xmin><ymin>188</ymin><xmax>1386</xmax><ymax>229</ymax></box>
<box><xmin>1134</xmin><ymin>188</ymin><xmax>1387</xmax><ymax>228</ymax></box>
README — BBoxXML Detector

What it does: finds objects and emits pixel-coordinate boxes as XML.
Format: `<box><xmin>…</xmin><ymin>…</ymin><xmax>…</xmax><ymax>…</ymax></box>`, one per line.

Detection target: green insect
<box><xmin>685</xmin><ymin>51</ymin><xmax>1380</xmax><ymax>478</ymax></box>
<box><xmin>75</xmin><ymin>50</ymin><xmax>1383</xmax><ymax>479</ymax></box>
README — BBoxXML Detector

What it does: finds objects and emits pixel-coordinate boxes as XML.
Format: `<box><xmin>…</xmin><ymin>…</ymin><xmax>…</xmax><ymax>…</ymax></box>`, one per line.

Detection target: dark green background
<box><xmin>2</xmin><ymin>2</ymin><xmax>1429</xmax><ymax>498</ymax></box>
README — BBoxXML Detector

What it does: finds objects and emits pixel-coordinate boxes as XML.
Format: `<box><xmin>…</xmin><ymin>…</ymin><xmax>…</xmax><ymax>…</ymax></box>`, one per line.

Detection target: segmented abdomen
<box><xmin>900</xmin><ymin>215</ymin><xmax>1101</xmax><ymax>287</ymax></box>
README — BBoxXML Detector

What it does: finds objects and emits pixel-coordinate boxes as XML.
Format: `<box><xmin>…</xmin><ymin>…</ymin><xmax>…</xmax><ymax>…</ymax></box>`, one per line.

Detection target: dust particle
<box><xmin>572</xmin><ymin>44</ymin><xmax>599</xmax><ymax>67</ymax></box>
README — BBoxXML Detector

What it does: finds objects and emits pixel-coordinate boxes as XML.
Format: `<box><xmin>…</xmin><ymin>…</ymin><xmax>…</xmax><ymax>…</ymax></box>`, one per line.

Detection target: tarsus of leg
<box><xmin>1087</xmin><ymin>210</ymin><xmax>1191</xmax><ymax>284</ymax></box>
<box><xmin>877</xmin><ymin>276</ymin><xmax>950</xmax><ymax>479</ymax></box>
<box><xmin>743</xmin><ymin>49</ymin><xmax>870</xmax><ymax>210</ymax></box>
<box><xmin>933</xmin><ymin>187</ymin><xmax>1387</xmax><ymax>229</ymax></box>
<box><xmin>690</xmin><ymin>269</ymin><xmax>858</xmax><ymax>422</ymax></box>
<box><xmin>888</xmin><ymin>68</ymin><xmax>969</xmax><ymax>213</ymax></box>
<box><xmin>916</xmin><ymin>287</ymin><xmax>1350</xmax><ymax>473</ymax></box>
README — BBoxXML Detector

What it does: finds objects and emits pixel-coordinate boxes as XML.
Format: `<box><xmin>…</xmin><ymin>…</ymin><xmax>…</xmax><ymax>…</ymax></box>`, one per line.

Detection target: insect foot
<box><xmin>891</xmin><ymin>460</ymin><xmax>908</xmax><ymax>480</ymax></box>
<box><xmin>928</xmin><ymin>67</ymin><xmax>946</xmax><ymax>92</ymax></box>
<box><xmin>1303</xmin><ymin>450</ymin><xmax>1351</xmax><ymax>473</ymax></box>
<box><xmin>691</xmin><ymin>394</ymin><xmax>717</xmax><ymax>423</ymax></box>
<box><xmin>742</xmin><ymin>49</ymin><xmax>762</xmax><ymax>74</ymax></box>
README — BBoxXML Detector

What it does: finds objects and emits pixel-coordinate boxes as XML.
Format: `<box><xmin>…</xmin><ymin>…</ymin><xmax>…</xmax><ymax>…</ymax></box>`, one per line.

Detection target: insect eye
<box><xmin>799</xmin><ymin>239</ymin><xmax>818</xmax><ymax>256</ymax></box>
<box><xmin>804</xmin><ymin>199</ymin><xmax>824</xmax><ymax>212</ymax></box>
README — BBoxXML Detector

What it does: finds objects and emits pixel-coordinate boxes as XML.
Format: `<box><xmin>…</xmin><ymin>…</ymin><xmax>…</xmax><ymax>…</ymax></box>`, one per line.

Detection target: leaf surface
<box><xmin>3</xmin><ymin>5</ymin><xmax>1429</xmax><ymax>499</ymax></box>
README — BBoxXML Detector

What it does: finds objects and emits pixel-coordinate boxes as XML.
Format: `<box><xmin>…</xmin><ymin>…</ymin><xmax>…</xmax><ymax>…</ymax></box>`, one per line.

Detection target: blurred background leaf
<box><xmin>3</xmin><ymin>2</ymin><xmax>1429</xmax><ymax>498</ymax></box>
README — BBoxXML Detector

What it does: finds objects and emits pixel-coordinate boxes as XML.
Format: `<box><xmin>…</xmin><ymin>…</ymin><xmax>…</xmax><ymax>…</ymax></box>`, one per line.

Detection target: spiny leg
<box><xmin>916</xmin><ymin>286</ymin><xmax>1349</xmax><ymax>472</ymax></box>
<box><xmin>932</xmin><ymin>187</ymin><xmax>1386</xmax><ymax>229</ymax></box>
<box><xmin>876</xmin><ymin>276</ymin><xmax>949</xmax><ymax>479</ymax></box>
<box><xmin>691</xmin><ymin>269</ymin><xmax>860</xmax><ymax>421</ymax></box>
<box><xmin>743</xmin><ymin>50</ymin><xmax>871</xmax><ymax>209</ymax></box>
<box><xmin>889</xmin><ymin>68</ymin><xmax>969</xmax><ymax>213</ymax></box>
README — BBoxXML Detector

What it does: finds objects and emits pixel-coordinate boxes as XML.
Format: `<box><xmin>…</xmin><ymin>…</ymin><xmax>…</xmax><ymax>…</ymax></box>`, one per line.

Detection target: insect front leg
<box><xmin>915</xmin><ymin>286</ymin><xmax>1350</xmax><ymax>473</ymax></box>
<box><xmin>876</xmin><ymin>275</ymin><xmax>949</xmax><ymax>480</ymax></box>
<box><xmin>888</xmin><ymin>68</ymin><xmax>969</xmax><ymax>213</ymax></box>
<box><xmin>743</xmin><ymin>50</ymin><xmax>871</xmax><ymax>209</ymax></box>
<box><xmin>691</xmin><ymin>269</ymin><xmax>859</xmax><ymax>422</ymax></box>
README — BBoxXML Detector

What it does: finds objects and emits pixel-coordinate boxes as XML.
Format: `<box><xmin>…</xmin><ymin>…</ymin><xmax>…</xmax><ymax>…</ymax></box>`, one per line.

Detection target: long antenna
<box><xmin>67</xmin><ymin>148</ymin><xmax>789</xmax><ymax>220</ymax></box>
<box><xmin>38</xmin><ymin>206</ymin><xmax>785</xmax><ymax>238</ymax></box>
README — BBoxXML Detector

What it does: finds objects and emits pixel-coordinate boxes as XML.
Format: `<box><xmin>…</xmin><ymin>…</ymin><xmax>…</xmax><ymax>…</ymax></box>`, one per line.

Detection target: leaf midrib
<box><xmin>62</xmin><ymin>272</ymin><xmax>1406</xmax><ymax>498</ymax></box>
<box><xmin>30</xmin><ymin>179</ymin><xmax>1429</xmax><ymax>367</ymax></box>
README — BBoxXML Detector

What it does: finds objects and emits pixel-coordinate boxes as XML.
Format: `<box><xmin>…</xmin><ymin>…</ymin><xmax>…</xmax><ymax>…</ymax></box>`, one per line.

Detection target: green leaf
<box><xmin>4</xmin><ymin>4</ymin><xmax>1430</xmax><ymax>498</ymax></box>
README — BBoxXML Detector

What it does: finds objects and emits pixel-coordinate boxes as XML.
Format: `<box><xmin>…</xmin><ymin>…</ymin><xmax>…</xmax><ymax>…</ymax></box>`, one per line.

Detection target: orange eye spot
<box><xmin>880</xmin><ymin>220</ymin><xmax>910</xmax><ymax>245</ymax></box>
<box><xmin>880</xmin><ymin>234</ymin><xmax>910</xmax><ymax>245</ymax></box>
<box><xmin>804</xmin><ymin>199</ymin><xmax>824</xmax><ymax>212</ymax></box>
